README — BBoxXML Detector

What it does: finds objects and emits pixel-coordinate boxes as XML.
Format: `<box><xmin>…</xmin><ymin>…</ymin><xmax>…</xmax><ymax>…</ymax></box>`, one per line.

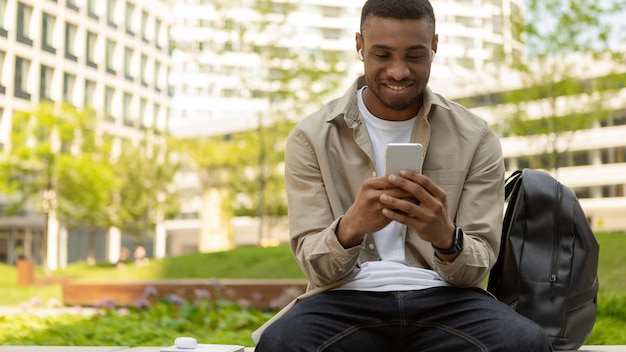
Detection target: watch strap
<box><xmin>432</xmin><ymin>224</ymin><xmax>464</xmax><ymax>255</ymax></box>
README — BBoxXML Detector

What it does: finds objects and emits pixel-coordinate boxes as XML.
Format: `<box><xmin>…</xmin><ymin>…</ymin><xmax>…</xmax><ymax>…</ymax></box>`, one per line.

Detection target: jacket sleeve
<box><xmin>430</xmin><ymin>125</ymin><xmax>505</xmax><ymax>287</ymax></box>
<box><xmin>284</xmin><ymin>127</ymin><xmax>364</xmax><ymax>288</ymax></box>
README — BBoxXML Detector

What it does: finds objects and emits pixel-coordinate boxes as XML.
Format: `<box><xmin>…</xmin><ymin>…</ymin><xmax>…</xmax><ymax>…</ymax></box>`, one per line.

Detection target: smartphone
<box><xmin>385</xmin><ymin>143</ymin><xmax>423</xmax><ymax>176</ymax></box>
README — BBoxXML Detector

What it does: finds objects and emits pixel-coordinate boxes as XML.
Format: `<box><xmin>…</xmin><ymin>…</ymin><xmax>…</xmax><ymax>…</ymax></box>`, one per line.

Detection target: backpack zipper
<box><xmin>550</xmin><ymin>182</ymin><xmax>563</xmax><ymax>298</ymax></box>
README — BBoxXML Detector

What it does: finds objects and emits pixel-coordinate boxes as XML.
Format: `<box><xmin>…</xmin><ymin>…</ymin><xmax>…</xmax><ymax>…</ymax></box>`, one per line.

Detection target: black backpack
<box><xmin>487</xmin><ymin>169</ymin><xmax>600</xmax><ymax>350</ymax></box>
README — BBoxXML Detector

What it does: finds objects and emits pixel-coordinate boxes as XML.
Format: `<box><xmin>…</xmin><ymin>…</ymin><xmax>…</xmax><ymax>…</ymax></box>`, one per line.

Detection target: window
<box><xmin>17</xmin><ymin>2</ymin><xmax>33</xmax><ymax>45</ymax></box>
<box><xmin>153</xmin><ymin>103</ymin><xmax>160</xmax><ymax>130</ymax></box>
<box><xmin>0</xmin><ymin>0</ymin><xmax>8</xmax><ymax>36</ymax></box>
<box><xmin>67</xmin><ymin>0</ymin><xmax>79</xmax><ymax>11</ymax></box>
<box><xmin>65</xmin><ymin>22</ymin><xmax>78</xmax><ymax>61</ymax></box>
<box><xmin>125</xmin><ymin>1</ymin><xmax>135</xmax><ymax>36</ymax></box>
<box><xmin>153</xmin><ymin>61</ymin><xmax>161</xmax><ymax>91</ymax></box>
<box><xmin>0</xmin><ymin>50</ymin><xmax>5</xmax><ymax>94</ymax></box>
<box><xmin>141</xmin><ymin>10</ymin><xmax>149</xmax><ymax>42</ymax></box>
<box><xmin>106</xmin><ymin>39</ymin><xmax>116</xmax><ymax>74</ymax></box>
<box><xmin>140</xmin><ymin>54</ymin><xmax>148</xmax><ymax>86</ymax></box>
<box><xmin>104</xmin><ymin>86</ymin><xmax>114</xmax><ymax>120</ymax></box>
<box><xmin>84</xmin><ymin>79</ymin><xmax>96</xmax><ymax>109</ymax></box>
<box><xmin>86</xmin><ymin>31</ymin><xmax>98</xmax><ymax>68</ymax></box>
<box><xmin>87</xmin><ymin>0</ymin><xmax>98</xmax><ymax>18</ymax></box>
<box><xmin>14</xmin><ymin>56</ymin><xmax>31</xmax><ymax>99</ymax></box>
<box><xmin>154</xmin><ymin>19</ymin><xmax>162</xmax><ymax>48</ymax></box>
<box><xmin>139</xmin><ymin>98</ymin><xmax>147</xmax><ymax>129</ymax></box>
<box><xmin>124</xmin><ymin>47</ymin><xmax>134</xmax><ymax>81</ymax></box>
<box><xmin>42</xmin><ymin>13</ymin><xmax>56</xmax><ymax>53</ymax></box>
<box><xmin>40</xmin><ymin>65</ymin><xmax>54</xmax><ymax>101</ymax></box>
<box><xmin>63</xmin><ymin>73</ymin><xmax>76</xmax><ymax>104</ymax></box>
<box><xmin>123</xmin><ymin>92</ymin><xmax>133</xmax><ymax>126</ymax></box>
<box><xmin>107</xmin><ymin>0</ymin><xmax>117</xmax><ymax>27</ymax></box>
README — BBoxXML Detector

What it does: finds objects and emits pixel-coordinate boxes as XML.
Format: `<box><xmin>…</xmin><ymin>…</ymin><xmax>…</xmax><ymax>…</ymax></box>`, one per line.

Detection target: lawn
<box><xmin>0</xmin><ymin>232</ymin><xmax>624</xmax><ymax>346</ymax></box>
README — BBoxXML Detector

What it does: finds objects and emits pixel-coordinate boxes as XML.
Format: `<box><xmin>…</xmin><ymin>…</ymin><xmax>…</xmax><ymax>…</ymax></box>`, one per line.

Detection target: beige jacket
<box><xmin>252</xmin><ymin>78</ymin><xmax>505</xmax><ymax>343</ymax></box>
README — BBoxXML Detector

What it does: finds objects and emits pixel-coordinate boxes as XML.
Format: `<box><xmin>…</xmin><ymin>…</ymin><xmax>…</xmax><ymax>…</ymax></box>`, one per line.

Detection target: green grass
<box><xmin>54</xmin><ymin>244</ymin><xmax>306</xmax><ymax>281</ymax></box>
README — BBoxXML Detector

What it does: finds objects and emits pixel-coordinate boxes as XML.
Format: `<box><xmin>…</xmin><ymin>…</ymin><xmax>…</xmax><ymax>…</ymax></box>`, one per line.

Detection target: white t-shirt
<box><xmin>335</xmin><ymin>86</ymin><xmax>450</xmax><ymax>292</ymax></box>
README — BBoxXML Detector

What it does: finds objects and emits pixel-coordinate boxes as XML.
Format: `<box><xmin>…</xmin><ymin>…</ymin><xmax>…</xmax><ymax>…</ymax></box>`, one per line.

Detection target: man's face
<box><xmin>358</xmin><ymin>16</ymin><xmax>437</xmax><ymax>120</ymax></box>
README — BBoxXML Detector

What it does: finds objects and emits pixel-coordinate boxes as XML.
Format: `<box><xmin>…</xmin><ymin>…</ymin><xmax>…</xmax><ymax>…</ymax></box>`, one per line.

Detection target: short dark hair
<box><xmin>360</xmin><ymin>0</ymin><xmax>436</xmax><ymax>33</ymax></box>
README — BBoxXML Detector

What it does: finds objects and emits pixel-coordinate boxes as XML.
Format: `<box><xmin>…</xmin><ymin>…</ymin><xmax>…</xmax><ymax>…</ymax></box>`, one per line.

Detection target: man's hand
<box><xmin>379</xmin><ymin>170</ymin><xmax>457</xmax><ymax>257</ymax></box>
<box><xmin>336</xmin><ymin>176</ymin><xmax>413</xmax><ymax>248</ymax></box>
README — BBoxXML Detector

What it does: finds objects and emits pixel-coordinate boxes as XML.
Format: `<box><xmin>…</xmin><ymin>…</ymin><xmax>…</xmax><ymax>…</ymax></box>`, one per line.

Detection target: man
<box><xmin>253</xmin><ymin>0</ymin><xmax>552</xmax><ymax>350</ymax></box>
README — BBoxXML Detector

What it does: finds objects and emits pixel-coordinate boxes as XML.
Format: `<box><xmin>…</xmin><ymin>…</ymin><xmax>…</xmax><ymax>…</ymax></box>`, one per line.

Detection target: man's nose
<box><xmin>387</xmin><ymin>59</ymin><xmax>410</xmax><ymax>80</ymax></box>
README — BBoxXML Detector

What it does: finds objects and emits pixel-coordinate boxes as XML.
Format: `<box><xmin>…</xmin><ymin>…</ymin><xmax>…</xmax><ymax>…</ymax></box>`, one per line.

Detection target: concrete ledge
<box><xmin>62</xmin><ymin>278</ymin><xmax>307</xmax><ymax>309</ymax></box>
<box><xmin>1</xmin><ymin>346</ymin><xmax>625</xmax><ymax>351</ymax></box>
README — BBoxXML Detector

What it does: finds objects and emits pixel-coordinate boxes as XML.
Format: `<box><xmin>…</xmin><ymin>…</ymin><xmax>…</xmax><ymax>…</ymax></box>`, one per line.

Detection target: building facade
<box><xmin>451</xmin><ymin>56</ymin><xmax>626</xmax><ymax>231</ymax></box>
<box><xmin>0</xmin><ymin>0</ymin><xmax>173</xmax><ymax>269</ymax></box>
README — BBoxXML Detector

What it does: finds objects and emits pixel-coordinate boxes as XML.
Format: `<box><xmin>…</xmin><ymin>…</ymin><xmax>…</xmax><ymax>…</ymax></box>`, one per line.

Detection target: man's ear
<box><xmin>356</xmin><ymin>32</ymin><xmax>364</xmax><ymax>61</ymax></box>
<box><xmin>432</xmin><ymin>33</ymin><xmax>439</xmax><ymax>54</ymax></box>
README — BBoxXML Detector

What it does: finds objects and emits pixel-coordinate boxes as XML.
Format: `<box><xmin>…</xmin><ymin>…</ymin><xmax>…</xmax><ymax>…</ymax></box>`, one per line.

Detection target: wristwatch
<box><xmin>432</xmin><ymin>224</ymin><xmax>464</xmax><ymax>255</ymax></box>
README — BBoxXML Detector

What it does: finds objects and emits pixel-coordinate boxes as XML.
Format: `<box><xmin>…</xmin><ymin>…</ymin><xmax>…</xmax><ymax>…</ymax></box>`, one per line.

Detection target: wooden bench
<box><xmin>62</xmin><ymin>278</ymin><xmax>307</xmax><ymax>310</ymax></box>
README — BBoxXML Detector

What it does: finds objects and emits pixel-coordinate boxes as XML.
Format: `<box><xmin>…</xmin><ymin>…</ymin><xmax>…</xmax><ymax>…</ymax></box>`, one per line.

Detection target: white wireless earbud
<box><xmin>358</xmin><ymin>49</ymin><xmax>364</xmax><ymax>61</ymax></box>
<box><xmin>174</xmin><ymin>337</ymin><xmax>198</xmax><ymax>349</ymax></box>
<box><xmin>431</xmin><ymin>50</ymin><xmax>436</xmax><ymax>62</ymax></box>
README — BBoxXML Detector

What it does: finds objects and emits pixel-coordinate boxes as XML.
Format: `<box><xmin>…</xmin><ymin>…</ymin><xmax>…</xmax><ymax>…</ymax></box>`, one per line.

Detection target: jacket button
<box><xmin>369</xmin><ymin>244</ymin><xmax>375</xmax><ymax>249</ymax></box>
<box><xmin>372</xmin><ymin>171</ymin><xmax>377</xmax><ymax>177</ymax></box>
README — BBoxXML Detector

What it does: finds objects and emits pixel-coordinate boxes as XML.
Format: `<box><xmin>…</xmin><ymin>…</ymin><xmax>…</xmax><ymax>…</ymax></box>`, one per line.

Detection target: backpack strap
<box><xmin>487</xmin><ymin>169</ymin><xmax>524</xmax><ymax>293</ymax></box>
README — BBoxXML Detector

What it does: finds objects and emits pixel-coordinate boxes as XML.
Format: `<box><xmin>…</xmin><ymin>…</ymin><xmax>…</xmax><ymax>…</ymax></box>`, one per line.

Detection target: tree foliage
<box><xmin>0</xmin><ymin>103</ymin><xmax>180</xmax><ymax>258</ymax></box>
<box><xmin>497</xmin><ymin>0</ymin><xmax>625</xmax><ymax>171</ymax></box>
<box><xmin>113</xmin><ymin>138</ymin><xmax>180</xmax><ymax>243</ymax></box>
<box><xmin>0</xmin><ymin>103</ymin><xmax>116</xmax><ymax>226</ymax></box>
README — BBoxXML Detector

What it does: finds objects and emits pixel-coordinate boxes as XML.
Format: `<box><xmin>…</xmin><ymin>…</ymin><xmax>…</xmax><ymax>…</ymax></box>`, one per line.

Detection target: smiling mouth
<box><xmin>386</xmin><ymin>83</ymin><xmax>411</xmax><ymax>91</ymax></box>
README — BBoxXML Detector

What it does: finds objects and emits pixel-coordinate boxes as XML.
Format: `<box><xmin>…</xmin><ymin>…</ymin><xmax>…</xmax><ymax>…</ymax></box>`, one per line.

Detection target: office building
<box><xmin>0</xmin><ymin>0</ymin><xmax>173</xmax><ymax>269</ymax></box>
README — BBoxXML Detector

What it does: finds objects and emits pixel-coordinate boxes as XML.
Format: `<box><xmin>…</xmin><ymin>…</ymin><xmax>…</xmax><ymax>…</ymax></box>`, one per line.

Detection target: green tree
<box><xmin>112</xmin><ymin>137</ymin><xmax>180</xmax><ymax>245</ymax></box>
<box><xmin>495</xmin><ymin>0</ymin><xmax>626</xmax><ymax>172</ymax></box>
<box><xmin>171</xmin><ymin>136</ymin><xmax>248</xmax><ymax>251</ymax></box>
<box><xmin>0</xmin><ymin>103</ymin><xmax>116</xmax><ymax>270</ymax></box>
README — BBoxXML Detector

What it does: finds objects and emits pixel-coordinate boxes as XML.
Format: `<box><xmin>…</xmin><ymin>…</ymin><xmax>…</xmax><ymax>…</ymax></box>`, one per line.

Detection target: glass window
<box><xmin>123</xmin><ymin>92</ymin><xmax>133</xmax><ymax>126</ymax></box>
<box><xmin>124</xmin><ymin>47</ymin><xmax>133</xmax><ymax>80</ymax></box>
<box><xmin>153</xmin><ymin>61</ymin><xmax>161</xmax><ymax>90</ymax></box>
<box><xmin>0</xmin><ymin>0</ymin><xmax>7</xmax><ymax>31</ymax></box>
<box><xmin>84</xmin><ymin>79</ymin><xmax>96</xmax><ymax>109</ymax></box>
<box><xmin>139</xmin><ymin>98</ymin><xmax>147</xmax><ymax>128</ymax></box>
<box><xmin>63</xmin><ymin>73</ymin><xmax>76</xmax><ymax>104</ymax></box>
<box><xmin>140</xmin><ymin>54</ymin><xmax>147</xmax><ymax>85</ymax></box>
<box><xmin>104</xmin><ymin>86</ymin><xmax>115</xmax><ymax>119</ymax></box>
<box><xmin>125</xmin><ymin>2</ymin><xmax>135</xmax><ymax>35</ymax></box>
<box><xmin>67</xmin><ymin>0</ymin><xmax>79</xmax><ymax>11</ymax></box>
<box><xmin>40</xmin><ymin>65</ymin><xmax>54</xmax><ymax>101</ymax></box>
<box><xmin>86</xmin><ymin>31</ymin><xmax>98</xmax><ymax>67</ymax></box>
<box><xmin>107</xmin><ymin>0</ymin><xmax>117</xmax><ymax>27</ymax></box>
<box><xmin>88</xmin><ymin>0</ymin><xmax>98</xmax><ymax>18</ymax></box>
<box><xmin>106</xmin><ymin>39</ymin><xmax>116</xmax><ymax>74</ymax></box>
<box><xmin>154</xmin><ymin>19</ymin><xmax>162</xmax><ymax>48</ymax></box>
<box><xmin>65</xmin><ymin>22</ymin><xmax>78</xmax><ymax>60</ymax></box>
<box><xmin>141</xmin><ymin>11</ymin><xmax>149</xmax><ymax>41</ymax></box>
<box><xmin>42</xmin><ymin>12</ymin><xmax>56</xmax><ymax>53</ymax></box>
<box><xmin>0</xmin><ymin>50</ymin><xmax>5</xmax><ymax>89</ymax></box>
<box><xmin>14</xmin><ymin>56</ymin><xmax>31</xmax><ymax>99</ymax></box>
<box><xmin>17</xmin><ymin>2</ymin><xmax>33</xmax><ymax>45</ymax></box>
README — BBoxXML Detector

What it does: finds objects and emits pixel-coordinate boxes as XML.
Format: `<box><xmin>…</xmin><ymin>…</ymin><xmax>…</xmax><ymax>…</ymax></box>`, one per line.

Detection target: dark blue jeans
<box><xmin>256</xmin><ymin>286</ymin><xmax>552</xmax><ymax>352</ymax></box>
